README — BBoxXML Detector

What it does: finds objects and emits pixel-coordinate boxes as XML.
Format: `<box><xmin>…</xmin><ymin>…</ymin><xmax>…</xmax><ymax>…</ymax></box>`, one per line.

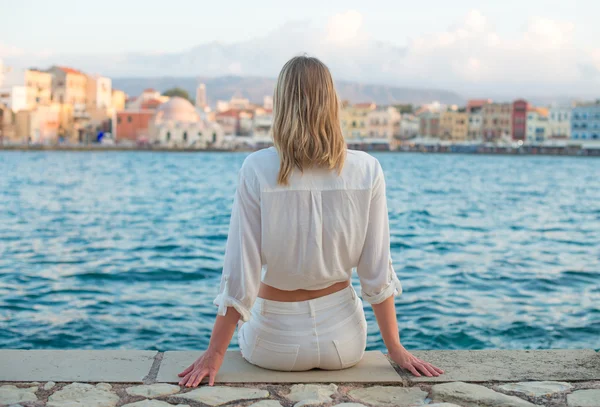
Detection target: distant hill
<box><xmin>112</xmin><ymin>76</ymin><xmax>464</xmax><ymax>107</ymax></box>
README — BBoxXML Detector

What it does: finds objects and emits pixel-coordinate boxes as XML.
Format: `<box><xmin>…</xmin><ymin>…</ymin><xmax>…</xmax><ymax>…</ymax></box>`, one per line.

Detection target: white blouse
<box><xmin>213</xmin><ymin>146</ymin><xmax>402</xmax><ymax>321</ymax></box>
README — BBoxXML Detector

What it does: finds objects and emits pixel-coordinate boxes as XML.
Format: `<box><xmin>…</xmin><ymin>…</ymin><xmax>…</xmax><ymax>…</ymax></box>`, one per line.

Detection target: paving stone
<box><xmin>431</xmin><ymin>382</ymin><xmax>538</xmax><ymax>407</ymax></box>
<box><xmin>286</xmin><ymin>384</ymin><xmax>338</xmax><ymax>406</ymax></box>
<box><xmin>121</xmin><ymin>400</ymin><xmax>190</xmax><ymax>407</ymax></box>
<box><xmin>44</xmin><ymin>381</ymin><xmax>56</xmax><ymax>390</ymax></box>
<box><xmin>332</xmin><ymin>404</ymin><xmax>369</xmax><ymax>407</ymax></box>
<box><xmin>401</xmin><ymin>349</ymin><xmax>600</xmax><ymax>382</ymax></box>
<box><xmin>248</xmin><ymin>401</ymin><xmax>283</xmax><ymax>407</ymax></box>
<box><xmin>157</xmin><ymin>350</ymin><xmax>403</xmax><ymax>383</ymax></box>
<box><xmin>0</xmin><ymin>350</ymin><xmax>157</xmax><ymax>382</ymax></box>
<box><xmin>0</xmin><ymin>385</ymin><xmax>38</xmax><ymax>405</ymax></box>
<box><xmin>8</xmin><ymin>404</ymin><xmax>25</xmax><ymax>407</ymax></box>
<box><xmin>178</xmin><ymin>386</ymin><xmax>269</xmax><ymax>406</ymax></box>
<box><xmin>428</xmin><ymin>404</ymin><xmax>464</xmax><ymax>407</ymax></box>
<box><xmin>567</xmin><ymin>389</ymin><xmax>600</xmax><ymax>407</ymax></box>
<box><xmin>499</xmin><ymin>381</ymin><xmax>573</xmax><ymax>397</ymax></box>
<box><xmin>126</xmin><ymin>383</ymin><xmax>181</xmax><ymax>398</ymax></box>
<box><xmin>349</xmin><ymin>386</ymin><xmax>428</xmax><ymax>407</ymax></box>
<box><xmin>96</xmin><ymin>383</ymin><xmax>113</xmax><ymax>391</ymax></box>
<box><xmin>47</xmin><ymin>382</ymin><xmax>119</xmax><ymax>407</ymax></box>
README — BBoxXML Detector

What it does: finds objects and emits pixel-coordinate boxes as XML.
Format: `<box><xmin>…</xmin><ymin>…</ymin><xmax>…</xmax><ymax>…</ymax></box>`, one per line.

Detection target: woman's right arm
<box><xmin>356</xmin><ymin>159</ymin><xmax>443</xmax><ymax>377</ymax></box>
<box><xmin>372</xmin><ymin>296</ymin><xmax>443</xmax><ymax>377</ymax></box>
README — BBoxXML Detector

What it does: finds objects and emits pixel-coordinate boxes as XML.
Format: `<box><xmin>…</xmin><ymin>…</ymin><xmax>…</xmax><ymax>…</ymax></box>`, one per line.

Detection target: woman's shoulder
<box><xmin>345</xmin><ymin>149</ymin><xmax>382</xmax><ymax>177</ymax></box>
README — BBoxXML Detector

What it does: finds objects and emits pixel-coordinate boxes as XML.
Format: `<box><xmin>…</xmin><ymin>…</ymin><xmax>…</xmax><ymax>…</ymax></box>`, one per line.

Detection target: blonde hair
<box><xmin>271</xmin><ymin>55</ymin><xmax>346</xmax><ymax>185</ymax></box>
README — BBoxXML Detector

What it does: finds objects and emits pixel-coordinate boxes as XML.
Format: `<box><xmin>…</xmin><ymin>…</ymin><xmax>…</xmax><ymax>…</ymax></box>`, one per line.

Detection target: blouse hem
<box><xmin>361</xmin><ymin>274</ymin><xmax>403</xmax><ymax>305</ymax></box>
<box><xmin>213</xmin><ymin>294</ymin><xmax>252</xmax><ymax>322</ymax></box>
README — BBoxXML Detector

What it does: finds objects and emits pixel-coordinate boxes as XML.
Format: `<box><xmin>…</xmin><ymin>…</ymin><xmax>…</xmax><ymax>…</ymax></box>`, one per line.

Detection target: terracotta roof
<box><xmin>143</xmin><ymin>88</ymin><xmax>156</xmax><ymax>93</ymax></box>
<box><xmin>216</xmin><ymin>109</ymin><xmax>240</xmax><ymax>118</ymax></box>
<box><xmin>141</xmin><ymin>98</ymin><xmax>163</xmax><ymax>109</ymax></box>
<box><xmin>56</xmin><ymin>66</ymin><xmax>84</xmax><ymax>75</ymax></box>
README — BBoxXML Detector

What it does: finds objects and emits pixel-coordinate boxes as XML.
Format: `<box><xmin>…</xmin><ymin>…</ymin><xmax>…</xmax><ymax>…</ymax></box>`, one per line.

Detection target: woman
<box><xmin>178</xmin><ymin>56</ymin><xmax>443</xmax><ymax>387</ymax></box>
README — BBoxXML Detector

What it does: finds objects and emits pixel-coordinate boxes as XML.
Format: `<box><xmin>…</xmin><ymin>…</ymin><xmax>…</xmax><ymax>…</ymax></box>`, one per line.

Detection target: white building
<box><xmin>149</xmin><ymin>97</ymin><xmax>224</xmax><ymax>148</ymax></box>
<box><xmin>253</xmin><ymin>109</ymin><xmax>272</xmax><ymax>137</ymax></box>
<box><xmin>0</xmin><ymin>86</ymin><xmax>27</xmax><ymax>112</ymax></box>
<box><xmin>548</xmin><ymin>106</ymin><xmax>571</xmax><ymax>139</ymax></box>
<box><xmin>367</xmin><ymin>107</ymin><xmax>401</xmax><ymax>139</ymax></box>
<box><xmin>526</xmin><ymin>109</ymin><xmax>550</xmax><ymax>143</ymax></box>
<box><xmin>399</xmin><ymin>114</ymin><xmax>419</xmax><ymax>139</ymax></box>
<box><xmin>86</xmin><ymin>75</ymin><xmax>112</xmax><ymax>109</ymax></box>
<box><xmin>263</xmin><ymin>95</ymin><xmax>273</xmax><ymax>110</ymax></box>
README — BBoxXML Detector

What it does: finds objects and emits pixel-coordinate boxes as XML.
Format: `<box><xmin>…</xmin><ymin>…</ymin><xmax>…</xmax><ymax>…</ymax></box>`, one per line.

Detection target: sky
<box><xmin>1</xmin><ymin>0</ymin><xmax>600</xmax><ymax>98</ymax></box>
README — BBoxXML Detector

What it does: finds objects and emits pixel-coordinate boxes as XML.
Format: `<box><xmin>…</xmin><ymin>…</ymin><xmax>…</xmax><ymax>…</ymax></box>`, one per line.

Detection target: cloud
<box><xmin>1</xmin><ymin>10</ymin><xmax>598</xmax><ymax>98</ymax></box>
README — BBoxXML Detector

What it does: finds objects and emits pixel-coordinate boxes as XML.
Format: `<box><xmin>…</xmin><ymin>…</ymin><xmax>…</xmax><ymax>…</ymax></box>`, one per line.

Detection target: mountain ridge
<box><xmin>112</xmin><ymin>76</ymin><xmax>464</xmax><ymax>106</ymax></box>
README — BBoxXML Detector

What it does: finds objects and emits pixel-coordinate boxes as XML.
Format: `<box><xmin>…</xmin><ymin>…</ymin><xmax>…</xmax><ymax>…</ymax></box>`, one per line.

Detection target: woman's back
<box><xmin>248</xmin><ymin>146</ymin><xmax>381</xmax><ymax>290</ymax></box>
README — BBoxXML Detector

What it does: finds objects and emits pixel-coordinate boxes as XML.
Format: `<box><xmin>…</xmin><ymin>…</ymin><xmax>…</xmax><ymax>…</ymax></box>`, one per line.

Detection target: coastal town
<box><xmin>0</xmin><ymin>61</ymin><xmax>599</xmax><ymax>155</ymax></box>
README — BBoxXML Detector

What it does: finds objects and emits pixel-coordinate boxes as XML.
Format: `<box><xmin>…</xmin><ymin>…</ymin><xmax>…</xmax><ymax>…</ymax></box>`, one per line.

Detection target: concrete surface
<box><xmin>394</xmin><ymin>350</ymin><xmax>600</xmax><ymax>383</ymax></box>
<box><xmin>0</xmin><ymin>350</ymin><xmax>158</xmax><ymax>382</ymax></box>
<box><xmin>157</xmin><ymin>351</ymin><xmax>405</xmax><ymax>383</ymax></box>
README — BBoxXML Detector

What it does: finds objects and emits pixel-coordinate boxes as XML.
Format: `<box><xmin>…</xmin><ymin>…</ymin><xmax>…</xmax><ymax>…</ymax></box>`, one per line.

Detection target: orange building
<box><xmin>116</xmin><ymin>111</ymin><xmax>154</xmax><ymax>142</ymax></box>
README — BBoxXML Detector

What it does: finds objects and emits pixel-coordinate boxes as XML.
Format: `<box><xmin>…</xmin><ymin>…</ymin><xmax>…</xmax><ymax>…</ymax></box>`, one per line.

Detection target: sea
<box><xmin>1</xmin><ymin>151</ymin><xmax>598</xmax><ymax>351</ymax></box>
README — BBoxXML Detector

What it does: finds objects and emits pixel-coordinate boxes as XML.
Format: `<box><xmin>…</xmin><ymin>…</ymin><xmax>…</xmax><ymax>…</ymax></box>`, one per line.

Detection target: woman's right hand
<box><xmin>177</xmin><ymin>349</ymin><xmax>225</xmax><ymax>387</ymax></box>
<box><xmin>389</xmin><ymin>345</ymin><xmax>444</xmax><ymax>377</ymax></box>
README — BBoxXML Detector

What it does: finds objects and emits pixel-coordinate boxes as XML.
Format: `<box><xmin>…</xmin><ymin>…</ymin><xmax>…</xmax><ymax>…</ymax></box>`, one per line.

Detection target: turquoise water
<box><xmin>1</xmin><ymin>151</ymin><xmax>599</xmax><ymax>351</ymax></box>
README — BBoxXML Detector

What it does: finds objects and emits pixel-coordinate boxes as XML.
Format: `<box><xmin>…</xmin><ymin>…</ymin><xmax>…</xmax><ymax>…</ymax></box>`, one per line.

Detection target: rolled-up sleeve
<box><xmin>213</xmin><ymin>165</ymin><xmax>262</xmax><ymax>322</ymax></box>
<box><xmin>356</xmin><ymin>160</ymin><xmax>402</xmax><ymax>305</ymax></box>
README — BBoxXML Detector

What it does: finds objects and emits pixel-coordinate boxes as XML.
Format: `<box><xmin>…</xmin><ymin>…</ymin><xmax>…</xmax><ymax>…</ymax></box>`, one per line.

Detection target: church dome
<box><xmin>155</xmin><ymin>97</ymin><xmax>199</xmax><ymax>123</ymax></box>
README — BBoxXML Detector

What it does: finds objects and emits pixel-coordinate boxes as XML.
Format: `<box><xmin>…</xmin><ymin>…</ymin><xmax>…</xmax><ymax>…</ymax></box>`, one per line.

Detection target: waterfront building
<box><xmin>342</xmin><ymin>102</ymin><xmax>376</xmax><ymax>140</ymax></box>
<box><xmin>195</xmin><ymin>83</ymin><xmax>207</xmax><ymax>110</ymax></box>
<box><xmin>548</xmin><ymin>106</ymin><xmax>571</xmax><ymax>139</ymax></box>
<box><xmin>263</xmin><ymin>95</ymin><xmax>273</xmax><ymax>110</ymax></box>
<box><xmin>47</xmin><ymin>66</ymin><xmax>87</xmax><ymax>107</ymax></box>
<box><xmin>15</xmin><ymin>104</ymin><xmax>61</xmax><ymax>144</ymax></box>
<box><xmin>367</xmin><ymin>106</ymin><xmax>400</xmax><ymax>139</ymax></box>
<box><xmin>440</xmin><ymin>110</ymin><xmax>468</xmax><ymax>141</ymax></box>
<box><xmin>466</xmin><ymin>99</ymin><xmax>491</xmax><ymax>140</ymax></box>
<box><xmin>253</xmin><ymin>108</ymin><xmax>272</xmax><ymax>138</ymax></box>
<box><xmin>398</xmin><ymin>114</ymin><xmax>419</xmax><ymax>140</ymax></box>
<box><xmin>86</xmin><ymin>75</ymin><xmax>112</xmax><ymax>110</ymax></box>
<box><xmin>571</xmin><ymin>101</ymin><xmax>600</xmax><ymax>141</ymax></box>
<box><xmin>0</xmin><ymin>68</ymin><xmax>52</xmax><ymax>111</ymax></box>
<box><xmin>418</xmin><ymin>112</ymin><xmax>440</xmax><ymax>138</ymax></box>
<box><xmin>215</xmin><ymin>109</ymin><xmax>240</xmax><ymax>136</ymax></box>
<box><xmin>115</xmin><ymin>110</ymin><xmax>154</xmax><ymax>142</ymax></box>
<box><xmin>482</xmin><ymin>103</ymin><xmax>512</xmax><ymax>142</ymax></box>
<box><xmin>111</xmin><ymin>90</ymin><xmax>126</xmax><ymax>111</ymax></box>
<box><xmin>526</xmin><ymin>107</ymin><xmax>549</xmax><ymax>143</ymax></box>
<box><xmin>0</xmin><ymin>85</ymin><xmax>27</xmax><ymax>112</ymax></box>
<box><xmin>148</xmin><ymin>97</ymin><xmax>223</xmax><ymax>148</ymax></box>
<box><xmin>229</xmin><ymin>94</ymin><xmax>251</xmax><ymax>110</ymax></box>
<box><xmin>125</xmin><ymin>88</ymin><xmax>168</xmax><ymax>110</ymax></box>
<box><xmin>512</xmin><ymin>99</ymin><xmax>529</xmax><ymax>141</ymax></box>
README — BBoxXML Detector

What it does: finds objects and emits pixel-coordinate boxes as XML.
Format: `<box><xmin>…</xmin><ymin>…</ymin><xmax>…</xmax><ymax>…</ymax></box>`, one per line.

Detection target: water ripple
<box><xmin>0</xmin><ymin>151</ymin><xmax>599</xmax><ymax>351</ymax></box>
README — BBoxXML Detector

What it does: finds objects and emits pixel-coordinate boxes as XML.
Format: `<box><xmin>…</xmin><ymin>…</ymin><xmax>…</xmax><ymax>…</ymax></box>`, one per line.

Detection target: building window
<box><xmin>117</xmin><ymin>117</ymin><xmax>121</xmax><ymax>124</ymax></box>
<box><xmin>198</xmin><ymin>132</ymin><xmax>202</xmax><ymax>138</ymax></box>
<box><xmin>183</xmin><ymin>131</ymin><xmax>188</xmax><ymax>141</ymax></box>
<box><xmin>212</xmin><ymin>132</ymin><xmax>217</xmax><ymax>143</ymax></box>
<box><xmin>166</xmin><ymin>132</ymin><xmax>171</xmax><ymax>141</ymax></box>
<box><xmin>127</xmin><ymin>116</ymin><xmax>132</xmax><ymax>123</ymax></box>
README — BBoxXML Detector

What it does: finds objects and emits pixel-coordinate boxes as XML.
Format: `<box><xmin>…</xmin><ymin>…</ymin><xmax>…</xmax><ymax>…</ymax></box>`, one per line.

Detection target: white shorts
<box><xmin>237</xmin><ymin>285</ymin><xmax>367</xmax><ymax>371</ymax></box>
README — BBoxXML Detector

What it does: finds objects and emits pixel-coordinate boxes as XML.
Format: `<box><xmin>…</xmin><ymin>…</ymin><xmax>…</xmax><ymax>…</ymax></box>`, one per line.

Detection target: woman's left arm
<box><xmin>179</xmin><ymin>163</ymin><xmax>263</xmax><ymax>387</ymax></box>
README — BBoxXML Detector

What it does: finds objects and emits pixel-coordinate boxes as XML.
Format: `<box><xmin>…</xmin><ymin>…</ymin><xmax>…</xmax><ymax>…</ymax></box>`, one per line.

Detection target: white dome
<box><xmin>155</xmin><ymin>97</ymin><xmax>199</xmax><ymax>123</ymax></box>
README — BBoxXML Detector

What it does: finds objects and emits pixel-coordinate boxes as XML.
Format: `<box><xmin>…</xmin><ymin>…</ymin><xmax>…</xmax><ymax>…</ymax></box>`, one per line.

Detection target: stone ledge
<box><xmin>157</xmin><ymin>351</ymin><xmax>403</xmax><ymax>384</ymax></box>
<box><xmin>0</xmin><ymin>349</ymin><xmax>598</xmax><ymax>385</ymax></box>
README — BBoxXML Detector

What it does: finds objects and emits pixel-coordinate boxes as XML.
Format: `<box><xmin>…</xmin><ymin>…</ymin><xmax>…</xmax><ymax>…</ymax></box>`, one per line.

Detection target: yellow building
<box><xmin>341</xmin><ymin>102</ymin><xmax>376</xmax><ymax>139</ymax></box>
<box><xmin>0</xmin><ymin>68</ymin><xmax>53</xmax><ymax>111</ymax></box>
<box><xmin>15</xmin><ymin>104</ymin><xmax>61</xmax><ymax>144</ymax></box>
<box><xmin>111</xmin><ymin>89</ymin><xmax>126</xmax><ymax>111</ymax></box>
<box><xmin>47</xmin><ymin>66</ymin><xmax>88</xmax><ymax>107</ymax></box>
<box><xmin>440</xmin><ymin>110</ymin><xmax>468</xmax><ymax>141</ymax></box>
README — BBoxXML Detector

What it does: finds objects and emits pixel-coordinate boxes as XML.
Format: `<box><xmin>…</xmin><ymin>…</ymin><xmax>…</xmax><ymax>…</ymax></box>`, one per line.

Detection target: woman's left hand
<box><xmin>177</xmin><ymin>349</ymin><xmax>225</xmax><ymax>387</ymax></box>
<box><xmin>389</xmin><ymin>346</ymin><xmax>444</xmax><ymax>377</ymax></box>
